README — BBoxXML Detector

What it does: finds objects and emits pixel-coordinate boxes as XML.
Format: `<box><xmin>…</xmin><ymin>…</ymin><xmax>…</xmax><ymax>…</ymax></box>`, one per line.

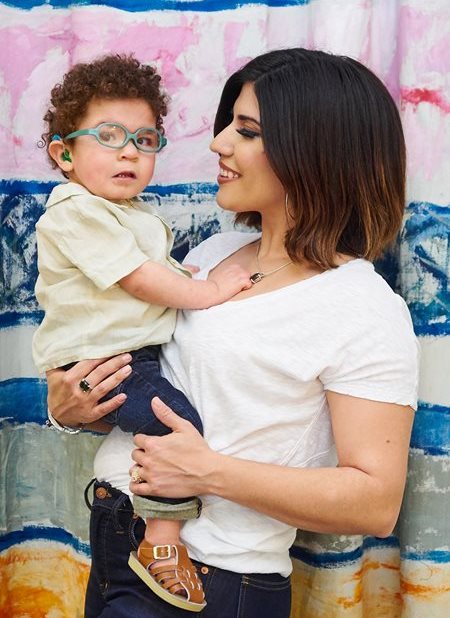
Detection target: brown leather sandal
<box><xmin>129</xmin><ymin>541</ymin><xmax>206</xmax><ymax>612</ymax></box>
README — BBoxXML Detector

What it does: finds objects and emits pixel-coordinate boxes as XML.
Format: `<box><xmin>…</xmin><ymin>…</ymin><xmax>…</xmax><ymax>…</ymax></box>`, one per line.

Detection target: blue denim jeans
<box><xmin>102</xmin><ymin>345</ymin><xmax>203</xmax><ymax>436</ymax></box>
<box><xmin>101</xmin><ymin>344</ymin><xmax>203</xmax><ymax>513</ymax></box>
<box><xmin>84</xmin><ymin>480</ymin><xmax>292</xmax><ymax>618</ymax></box>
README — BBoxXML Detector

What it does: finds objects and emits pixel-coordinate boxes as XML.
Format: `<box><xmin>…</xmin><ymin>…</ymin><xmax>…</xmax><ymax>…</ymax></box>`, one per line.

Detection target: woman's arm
<box><xmin>46</xmin><ymin>354</ymin><xmax>132</xmax><ymax>431</ymax></box>
<box><xmin>131</xmin><ymin>394</ymin><xmax>414</xmax><ymax>537</ymax></box>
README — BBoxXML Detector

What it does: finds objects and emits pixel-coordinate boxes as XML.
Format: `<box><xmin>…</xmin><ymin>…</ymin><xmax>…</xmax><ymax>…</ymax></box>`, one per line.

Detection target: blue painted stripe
<box><xmin>0</xmin><ymin>525</ymin><xmax>90</xmax><ymax>556</ymax></box>
<box><xmin>1</xmin><ymin>180</ymin><xmax>448</xmax><ymax>335</ymax></box>
<box><xmin>0</xmin><ymin>378</ymin><xmax>47</xmax><ymax>425</ymax></box>
<box><xmin>402</xmin><ymin>550</ymin><xmax>450</xmax><ymax>563</ymax></box>
<box><xmin>2</xmin><ymin>383</ymin><xmax>450</xmax><ymax>458</ymax></box>
<box><xmin>0</xmin><ymin>0</ymin><xmax>312</xmax><ymax>11</ymax></box>
<box><xmin>0</xmin><ymin>178</ymin><xmax>217</xmax><ymax>197</ymax></box>
<box><xmin>290</xmin><ymin>536</ymin><xmax>399</xmax><ymax>568</ymax></box>
<box><xmin>410</xmin><ymin>401</ymin><xmax>450</xmax><ymax>456</ymax></box>
<box><xmin>0</xmin><ymin>311</ymin><xmax>43</xmax><ymax>330</ymax></box>
<box><xmin>290</xmin><ymin>538</ymin><xmax>450</xmax><ymax>567</ymax></box>
<box><xmin>402</xmin><ymin>201</ymin><xmax>450</xmax><ymax>337</ymax></box>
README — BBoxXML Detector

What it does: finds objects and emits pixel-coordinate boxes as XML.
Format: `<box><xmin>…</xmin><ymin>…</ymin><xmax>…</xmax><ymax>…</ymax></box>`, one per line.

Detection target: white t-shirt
<box><xmin>95</xmin><ymin>231</ymin><xmax>419</xmax><ymax>576</ymax></box>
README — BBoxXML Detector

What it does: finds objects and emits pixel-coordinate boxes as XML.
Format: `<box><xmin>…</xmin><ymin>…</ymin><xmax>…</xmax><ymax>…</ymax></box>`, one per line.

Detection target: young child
<box><xmin>32</xmin><ymin>54</ymin><xmax>251</xmax><ymax>613</ymax></box>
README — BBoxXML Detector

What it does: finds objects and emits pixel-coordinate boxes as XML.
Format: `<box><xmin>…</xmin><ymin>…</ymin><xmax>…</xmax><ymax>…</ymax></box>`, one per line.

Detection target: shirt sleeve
<box><xmin>52</xmin><ymin>196</ymin><xmax>150</xmax><ymax>290</ymax></box>
<box><xmin>320</xmin><ymin>297</ymin><xmax>420</xmax><ymax>410</ymax></box>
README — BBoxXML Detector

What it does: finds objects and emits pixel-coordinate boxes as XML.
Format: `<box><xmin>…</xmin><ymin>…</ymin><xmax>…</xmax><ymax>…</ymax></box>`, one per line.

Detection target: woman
<box><xmin>46</xmin><ymin>48</ymin><xmax>419</xmax><ymax>618</ymax></box>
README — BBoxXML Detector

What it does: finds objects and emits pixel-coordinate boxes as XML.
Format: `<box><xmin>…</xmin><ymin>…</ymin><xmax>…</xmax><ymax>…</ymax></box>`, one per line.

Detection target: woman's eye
<box><xmin>236</xmin><ymin>128</ymin><xmax>260</xmax><ymax>139</ymax></box>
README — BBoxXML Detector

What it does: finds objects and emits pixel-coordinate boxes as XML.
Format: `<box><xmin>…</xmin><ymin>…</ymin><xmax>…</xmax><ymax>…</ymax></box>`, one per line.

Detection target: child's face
<box><xmin>58</xmin><ymin>98</ymin><xmax>158</xmax><ymax>201</ymax></box>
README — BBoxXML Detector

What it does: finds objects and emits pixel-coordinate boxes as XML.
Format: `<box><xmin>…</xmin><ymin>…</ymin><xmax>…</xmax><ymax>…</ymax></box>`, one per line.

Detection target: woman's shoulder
<box><xmin>184</xmin><ymin>230</ymin><xmax>260</xmax><ymax>268</ymax></box>
<box><xmin>325</xmin><ymin>259</ymin><xmax>416</xmax><ymax>341</ymax></box>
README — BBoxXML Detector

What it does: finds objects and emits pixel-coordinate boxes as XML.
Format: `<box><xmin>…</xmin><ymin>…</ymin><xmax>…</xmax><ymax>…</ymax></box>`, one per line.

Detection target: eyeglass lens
<box><xmin>97</xmin><ymin>124</ymin><xmax>160</xmax><ymax>152</ymax></box>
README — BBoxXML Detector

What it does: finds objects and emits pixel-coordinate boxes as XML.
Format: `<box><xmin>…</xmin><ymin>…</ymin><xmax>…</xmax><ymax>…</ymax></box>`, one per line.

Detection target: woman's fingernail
<box><xmin>122</xmin><ymin>354</ymin><xmax>132</xmax><ymax>362</ymax></box>
<box><xmin>117</xmin><ymin>393</ymin><xmax>127</xmax><ymax>403</ymax></box>
<box><xmin>123</xmin><ymin>364</ymin><xmax>132</xmax><ymax>376</ymax></box>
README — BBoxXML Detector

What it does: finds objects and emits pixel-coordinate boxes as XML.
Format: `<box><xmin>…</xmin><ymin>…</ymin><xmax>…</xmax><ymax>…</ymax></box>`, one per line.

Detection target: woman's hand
<box><xmin>130</xmin><ymin>397</ymin><xmax>220</xmax><ymax>498</ymax></box>
<box><xmin>46</xmin><ymin>354</ymin><xmax>132</xmax><ymax>430</ymax></box>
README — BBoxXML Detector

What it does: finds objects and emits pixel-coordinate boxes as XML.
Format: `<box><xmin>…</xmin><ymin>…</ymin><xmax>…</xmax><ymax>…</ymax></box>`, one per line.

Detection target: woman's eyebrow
<box><xmin>236</xmin><ymin>114</ymin><xmax>261</xmax><ymax>125</ymax></box>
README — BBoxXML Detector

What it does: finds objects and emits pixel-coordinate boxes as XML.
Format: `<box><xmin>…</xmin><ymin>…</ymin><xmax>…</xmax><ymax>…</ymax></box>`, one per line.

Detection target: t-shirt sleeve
<box><xmin>52</xmin><ymin>197</ymin><xmax>149</xmax><ymax>290</ymax></box>
<box><xmin>320</xmin><ymin>297</ymin><xmax>419</xmax><ymax>409</ymax></box>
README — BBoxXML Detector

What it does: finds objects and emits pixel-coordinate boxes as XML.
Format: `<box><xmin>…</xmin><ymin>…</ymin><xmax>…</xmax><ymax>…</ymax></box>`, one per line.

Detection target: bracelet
<box><xmin>46</xmin><ymin>409</ymin><xmax>84</xmax><ymax>434</ymax></box>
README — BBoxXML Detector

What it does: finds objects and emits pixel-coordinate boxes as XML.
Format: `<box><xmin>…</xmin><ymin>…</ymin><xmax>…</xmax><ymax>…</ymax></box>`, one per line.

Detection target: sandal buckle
<box><xmin>153</xmin><ymin>544</ymin><xmax>172</xmax><ymax>560</ymax></box>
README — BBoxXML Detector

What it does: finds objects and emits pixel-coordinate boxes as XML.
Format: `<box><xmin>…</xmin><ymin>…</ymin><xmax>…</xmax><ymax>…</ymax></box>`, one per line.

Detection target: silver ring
<box><xmin>79</xmin><ymin>378</ymin><xmax>92</xmax><ymax>393</ymax></box>
<box><xmin>131</xmin><ymin>466</ymin><xmax>144</xmax><ymax>484</ymax></box>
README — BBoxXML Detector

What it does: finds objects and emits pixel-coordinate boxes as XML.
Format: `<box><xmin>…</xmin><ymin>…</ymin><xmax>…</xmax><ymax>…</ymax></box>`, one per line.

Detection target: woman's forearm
<box><xmin>131</xmin><ymin>398</ymin><xmax>410</xmax><ymax>539</ymax></box>
<box><xmin>205</xmin><ymin>453</ymin><xmax>399</xmax><ymax>537</ymax></box>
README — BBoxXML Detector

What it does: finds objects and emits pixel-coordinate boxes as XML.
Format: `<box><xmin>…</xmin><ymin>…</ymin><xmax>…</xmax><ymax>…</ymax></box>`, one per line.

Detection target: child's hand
<box><xmin>208</xmin><ymin>264</ymin><xmax>252</xmax><ymax>304</ymax></box>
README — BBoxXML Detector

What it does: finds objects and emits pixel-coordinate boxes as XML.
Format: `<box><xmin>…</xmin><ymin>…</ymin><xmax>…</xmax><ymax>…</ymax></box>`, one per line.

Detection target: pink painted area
<box><xmin>398</xmin><ymin>5</ymin><xmax>449</xmax><ymax>81</ymax></box>
<box><xmin>110</xmin><ymin>22</ymin><xmax>199</xmax><ymax>90</ymax></box>
<box><xmin>223</xmin><ymin>22</ymin><xmax>252</xmax><ymax>76</ymax></box>
<box><xmin>0</xmin><ymin>24</ymin><xmax>74</xmax><ymax>114</ymax></box>
<box><xmin>401</xmin><ymin>88</ymin><xmax>450</xmax><ymax>114</ymax></box>
<box><xmin>398</xmin><ymin>5</ymin><xmax>432</xmax><ymax>42</ymax></box>
<box><xmin>402</xmin><ymin>103</ymin><xmax>446</xmax><ymax>183</ymax></box>
<box><xmin>1</xmin><ymin>2</ymin><xmax>448</xmax><ymax>188</ymax></box>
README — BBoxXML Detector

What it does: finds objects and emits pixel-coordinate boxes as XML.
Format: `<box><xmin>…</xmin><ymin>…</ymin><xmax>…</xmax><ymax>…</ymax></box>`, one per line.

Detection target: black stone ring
<box><xmin>79</xmin><ymin>378</ymin><xmax>92</xmax><ymax>393</ymax></box>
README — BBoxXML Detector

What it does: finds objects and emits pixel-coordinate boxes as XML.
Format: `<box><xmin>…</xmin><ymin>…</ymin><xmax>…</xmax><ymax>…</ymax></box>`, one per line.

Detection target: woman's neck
<box><xmin>257</xmin><ymin>217</ymin><xmax>290</xmax><ymax>263</ymax></box>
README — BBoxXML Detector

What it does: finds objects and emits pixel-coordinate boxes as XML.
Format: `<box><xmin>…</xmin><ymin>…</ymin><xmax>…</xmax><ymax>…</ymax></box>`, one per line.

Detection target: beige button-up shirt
<box><xmin>32</xmin><ymin>182</ymin><xmax>187</xmax><ymax>372</ymax></box>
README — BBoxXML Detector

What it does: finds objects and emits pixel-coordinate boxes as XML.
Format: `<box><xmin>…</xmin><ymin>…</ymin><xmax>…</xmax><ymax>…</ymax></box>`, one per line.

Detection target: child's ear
<box><xmin>49</xmin><ymin>139</ymin><xmax>74</xmax><ymax>173</ymax></box>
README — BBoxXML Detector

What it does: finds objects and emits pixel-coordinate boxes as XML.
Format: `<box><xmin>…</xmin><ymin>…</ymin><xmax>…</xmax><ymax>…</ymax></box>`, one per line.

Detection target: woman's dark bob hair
<box><xmin>214</xmin><ymin>48</ymin><xmax>406</xmax><ymax>268</ymax></box>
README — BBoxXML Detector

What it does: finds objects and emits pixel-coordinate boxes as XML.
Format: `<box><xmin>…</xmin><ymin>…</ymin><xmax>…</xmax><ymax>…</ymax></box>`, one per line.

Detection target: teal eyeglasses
<box><xmin>58</xmin><ymin>122</ymin><xmax>167</xmax><ymax>153</ymax></box>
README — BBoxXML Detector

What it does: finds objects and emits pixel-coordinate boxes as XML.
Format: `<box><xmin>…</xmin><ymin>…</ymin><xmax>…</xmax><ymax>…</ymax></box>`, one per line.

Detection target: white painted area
<box><xmin>0</xmin><ymin>325</ymin><xmax>39</xmax><ymax>381</ymax></box>
<box><xmin>418</xmin><ymin>336</ymin><xmax>450</xmax><ymax>407</ymax></box>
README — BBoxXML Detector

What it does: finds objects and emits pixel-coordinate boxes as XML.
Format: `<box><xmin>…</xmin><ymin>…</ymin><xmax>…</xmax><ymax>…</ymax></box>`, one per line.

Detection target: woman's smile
<box><xmin>218</xmin><ymin>162</ymin><xmax>240</xmax><ymax>183</ymax></box>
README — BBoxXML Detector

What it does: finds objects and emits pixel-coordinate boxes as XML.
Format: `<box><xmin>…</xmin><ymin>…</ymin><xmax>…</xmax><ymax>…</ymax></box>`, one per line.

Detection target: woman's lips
<box><xmin>218</xmin><ymin>164</ymin><xmax>239</xmax><ymax>184</ymax></box>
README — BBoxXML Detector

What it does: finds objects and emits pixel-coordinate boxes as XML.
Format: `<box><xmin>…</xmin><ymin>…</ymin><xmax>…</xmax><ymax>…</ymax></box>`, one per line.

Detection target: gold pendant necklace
<box><xmin>250</xmin><ymin>241</ymin><xmax>293</xmax><ymax>284</ymax></box>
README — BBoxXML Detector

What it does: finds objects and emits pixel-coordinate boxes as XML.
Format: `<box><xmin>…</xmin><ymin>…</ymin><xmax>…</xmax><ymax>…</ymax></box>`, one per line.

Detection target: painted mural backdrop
<box><xmin>0</xmin><ymin>1</ymin><xmax>448</xmax><ymax>616</ymax></box>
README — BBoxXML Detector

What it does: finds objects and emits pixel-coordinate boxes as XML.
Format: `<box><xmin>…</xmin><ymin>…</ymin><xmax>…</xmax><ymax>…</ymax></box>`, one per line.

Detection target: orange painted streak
<box><xmin>0</xmin><ymin>587</ymin><xmax>65</xmax><ymax>618</ymax></box>
<box><xmin>401</xmin><ymin>579</ymin><xmax>450</xmax><ymax>598</ymax></box>
<box><xmin>361</xmin><ymin>559</ymin><xmax>400</xmax><ymax>573</ymax></box>
<box><xmin>0</xmin><ymin>544</ymin><xmax>89</xmax><ymax>618</ymax></box>
<box><xmin>336</xmin><ymin>579</ymin><xmax>362</xmax><ymax>608</ymax></box>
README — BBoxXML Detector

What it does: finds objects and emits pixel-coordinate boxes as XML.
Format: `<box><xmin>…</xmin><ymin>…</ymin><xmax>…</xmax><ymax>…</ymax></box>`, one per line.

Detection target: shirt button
<box><xmin>201</xmin><ymin>566</ymin><xmax>209</xmax><ymax>575</ymax></box>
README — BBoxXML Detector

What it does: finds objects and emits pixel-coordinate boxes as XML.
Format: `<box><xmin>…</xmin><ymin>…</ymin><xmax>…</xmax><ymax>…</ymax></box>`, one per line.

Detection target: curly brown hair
<box><xmin>40</xmin><ymin>54</ymin><xmax>169</xmax><ymax>170</ymax></box>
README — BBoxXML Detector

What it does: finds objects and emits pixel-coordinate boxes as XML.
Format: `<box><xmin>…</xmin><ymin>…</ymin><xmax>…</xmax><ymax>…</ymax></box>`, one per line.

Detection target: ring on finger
<box><xmin>131</xmin><ymin>466</ymin><xmax>144</xmax><ymax>484</ymax></box>
<box><xmin>79</xmin><ymin>378</ymin><xmax>92</xmax><ymax>393</ymax></box>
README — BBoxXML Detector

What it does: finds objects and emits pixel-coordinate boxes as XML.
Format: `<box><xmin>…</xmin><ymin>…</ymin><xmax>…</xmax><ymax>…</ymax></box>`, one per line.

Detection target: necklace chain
<box><xmin>250</xmin><ymin>241</ymin><xmax>293</xmax><ymax>284</ymax></box>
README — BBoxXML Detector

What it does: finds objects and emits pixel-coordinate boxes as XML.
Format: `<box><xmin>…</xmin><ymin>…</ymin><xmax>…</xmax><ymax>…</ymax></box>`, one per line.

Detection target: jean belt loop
<box><xmin>84</xmin><ymin>478</ymin><xmax>96</xmax><ymax>511</ymax></box>
<box><xmin>111</xmin><ymin>492</ymin><xmax>130</xmax><ymax>531</ymax></box>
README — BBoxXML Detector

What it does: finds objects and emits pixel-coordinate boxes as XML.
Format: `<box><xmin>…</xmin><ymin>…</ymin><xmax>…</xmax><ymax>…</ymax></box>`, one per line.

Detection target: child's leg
<box><xmin>144</xmin><ymin>517</ymin><xmax>181</xmax><ymax>547</ymax></box>
<box><xmin>100</xmin><ymin>345</ymin><xmax>203</xmax><ymax>436</ymax></box>
<box><xmin>102</xmin><ymin>346</ymin><xmax>205</xmax><ymax>611</ymax></box>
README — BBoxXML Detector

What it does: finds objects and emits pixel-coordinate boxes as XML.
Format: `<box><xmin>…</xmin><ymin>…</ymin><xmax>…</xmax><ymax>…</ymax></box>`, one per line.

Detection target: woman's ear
<box><xmin>48</xmin><ymin>139</ymin><xmax>74</xmax><ymax>173</ymax></box>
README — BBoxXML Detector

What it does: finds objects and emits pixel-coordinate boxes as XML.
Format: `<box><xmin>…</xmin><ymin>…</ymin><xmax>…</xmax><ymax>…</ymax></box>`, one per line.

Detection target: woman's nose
<box><xmin>210</xmin><ymin>125</ymin><xmax>233</xmax><ymax>156</ymax></box>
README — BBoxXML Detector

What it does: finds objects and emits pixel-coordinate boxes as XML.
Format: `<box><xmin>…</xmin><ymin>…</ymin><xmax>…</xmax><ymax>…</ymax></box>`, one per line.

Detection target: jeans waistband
<box><xmin>129</xmin><ymin>344</ymin><xmax>161</xmax><ymax>362</ymax></box>
<box><xmin>85</xmin><ymin>478</ymin><xmax>133</xmax><ymax>511</ymax></box>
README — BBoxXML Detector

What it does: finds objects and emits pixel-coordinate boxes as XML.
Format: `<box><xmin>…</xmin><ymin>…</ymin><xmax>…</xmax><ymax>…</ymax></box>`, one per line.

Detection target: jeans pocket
<box><xmin>242</xmin><ymin>574</ymin><xmax>291</xmax><ymax>592</ymax></box>
<box><xmin>238</xmin><ymin>574</ymin><xmax>291</xmax><ymax>618</ymax></box>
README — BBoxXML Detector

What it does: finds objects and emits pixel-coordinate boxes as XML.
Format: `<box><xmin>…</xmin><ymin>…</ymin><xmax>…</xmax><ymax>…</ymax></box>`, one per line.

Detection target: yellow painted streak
<box><xmin>0</xmin><ymin>542</ymin><xmax>89</xmax><ymax>618</ymax></box>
